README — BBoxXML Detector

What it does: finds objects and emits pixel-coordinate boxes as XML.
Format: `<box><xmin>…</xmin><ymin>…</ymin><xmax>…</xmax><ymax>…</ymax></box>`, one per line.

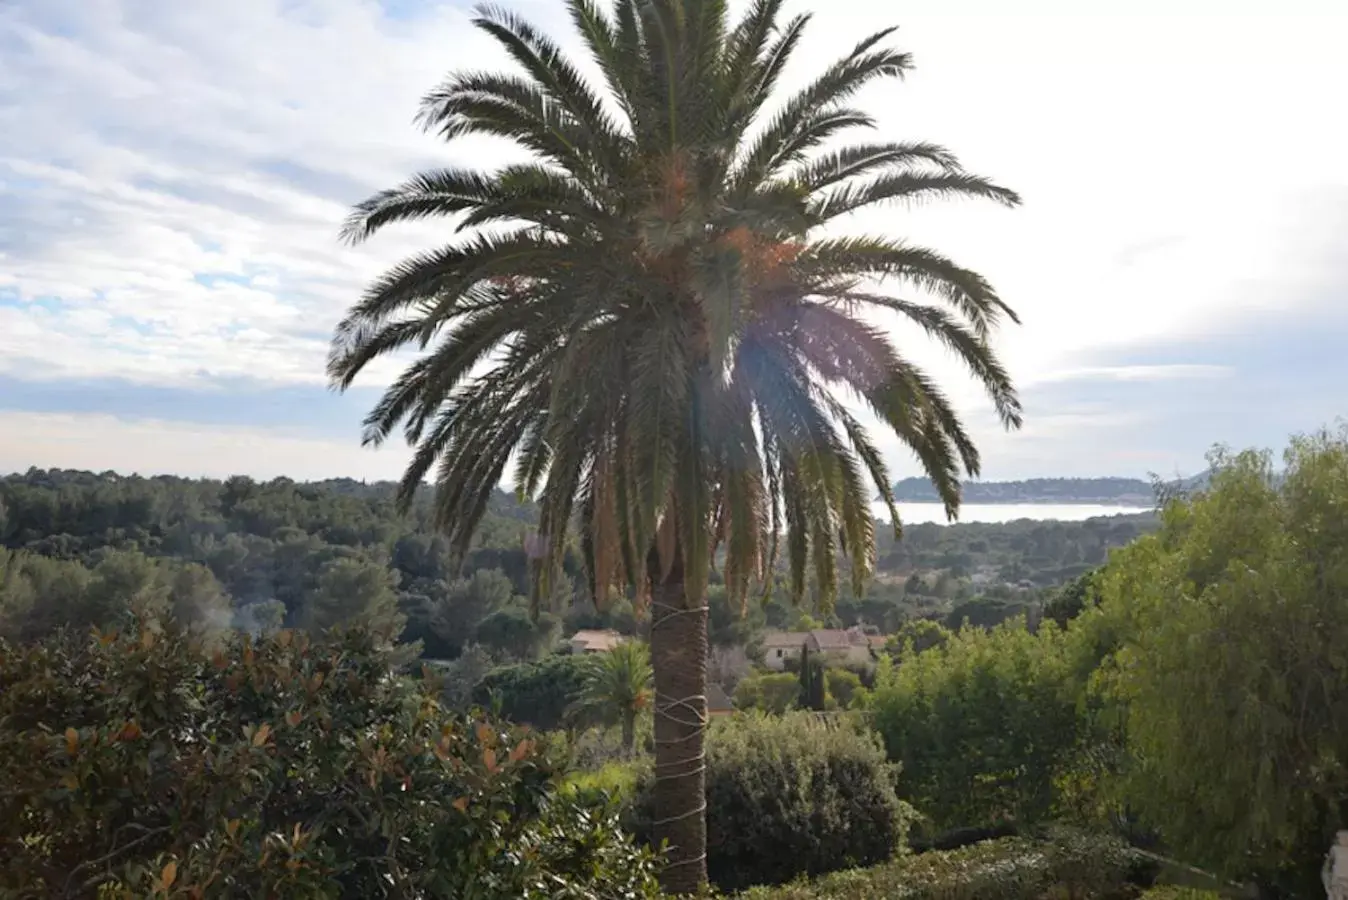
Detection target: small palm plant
<box><xmin>569</xmin><ymin>640</ymin><xmax>654</xmax><ymax>756</ymax></box>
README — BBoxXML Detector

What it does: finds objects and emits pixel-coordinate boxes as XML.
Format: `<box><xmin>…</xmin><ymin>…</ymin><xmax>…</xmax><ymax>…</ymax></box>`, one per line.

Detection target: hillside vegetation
<box><xmin>0</xmin><ymin>469</ymin><xmax>1155</xmax><ymax>656</ymax></box>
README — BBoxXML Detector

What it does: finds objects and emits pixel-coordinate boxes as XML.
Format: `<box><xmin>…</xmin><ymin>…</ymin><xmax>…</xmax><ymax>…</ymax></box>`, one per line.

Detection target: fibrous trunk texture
<box><xmin>648</xmin><ymin>545</ymin><xmax>708</xmax><ymax>894</ymax></box>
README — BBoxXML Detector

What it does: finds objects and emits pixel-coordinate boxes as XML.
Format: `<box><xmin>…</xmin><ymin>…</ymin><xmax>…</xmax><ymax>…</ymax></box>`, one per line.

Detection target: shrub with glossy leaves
<box><xmin>0</xmin><ymin>620</ymin><xmax>659</xmax><ymax>899</ymax></box>
<box><xmin>629</xmin><ymin>712</ymin><xmax>911</xmax><ymax>891</ymax></box>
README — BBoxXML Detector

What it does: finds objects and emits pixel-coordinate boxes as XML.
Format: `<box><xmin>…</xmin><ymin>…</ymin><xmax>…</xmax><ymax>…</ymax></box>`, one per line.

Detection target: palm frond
<box><xmin>333</xmin><ymin>3</ymin><xmax>1025</xmax><ymax>733</ymax></box>
<box><xmin>786</xmin><ymin>141</ymin><xmax>962</xmax><ymax>193</ymax></box>
<box><xmin>811</xmin><ymin>170</ymin><xmax>1020</xmax><ymax>221</ymax></box>
<box><xmin>821</xmin><ymin>291</ymin><xmax>1022</xmax><ymax>428</ymax></box>
<box><xmin>794</xmin><ymin>236</ymin><xmax>1020</xmax><ymax>337</ymax></box>
<box><xmin>731</xmin><ymin>28</ymin><xmax>911</xmax><ymax>192</ymax></box>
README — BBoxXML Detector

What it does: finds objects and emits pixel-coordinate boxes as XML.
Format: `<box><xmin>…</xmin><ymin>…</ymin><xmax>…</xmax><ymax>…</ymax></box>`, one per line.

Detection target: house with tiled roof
<box><xmin>762</xmin><ymin>631</ymin><xmax>810</xmax><ymax>671</ymax></box>
<box><xmin>761</xmin><ymin>626</ymin><xmax>881</xmax><ymax>670</ymax></box>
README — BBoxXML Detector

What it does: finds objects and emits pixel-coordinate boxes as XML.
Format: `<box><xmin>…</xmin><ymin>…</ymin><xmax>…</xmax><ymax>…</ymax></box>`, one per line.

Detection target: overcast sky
<box><xmin>1</xmin><ymin>0</ymin><xmax>1345</xmax><ymax>484</ymax></box>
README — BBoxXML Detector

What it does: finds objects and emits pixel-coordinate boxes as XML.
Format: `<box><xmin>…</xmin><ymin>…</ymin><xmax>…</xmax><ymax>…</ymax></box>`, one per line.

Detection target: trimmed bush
<box><xmin>629</xmin><ymin>712</ymin><xmax>912</xmax><ymax>891</ymax></box>
<box><xmin>472</xmin><ymin>651</ymin><xmax>591</xmax><ymax>730</ymax></box>
<box><xmin>0</xmin><ymin>620</ymin><xmax>659</xmax><ymax>898</ymax></box>
<box><xmin>736</xmin><ymin>829</ymin><xmax>1147</xmax><ymax>900</ymax></box>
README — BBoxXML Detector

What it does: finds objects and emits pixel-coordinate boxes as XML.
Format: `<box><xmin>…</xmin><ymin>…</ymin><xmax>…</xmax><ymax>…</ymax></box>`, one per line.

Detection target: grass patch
<box><xmin>560</xmin><ymin>759</ymin><xmax>643</xmax><ymax>801</ymax></box>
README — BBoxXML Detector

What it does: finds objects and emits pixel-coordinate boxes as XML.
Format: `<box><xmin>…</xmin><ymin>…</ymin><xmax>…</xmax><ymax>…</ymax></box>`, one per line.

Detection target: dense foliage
<box><xmin>0</xmin><ymin>469</ymin><xmax>1149</xmax><ymax>673</ymax></box>
<box><xmin>1086</xmin><ymin>429</ymin><xmax>1348</xmax><ymax>891</ymax></box>
<box><xmin>472</xmin><ymin>652</ymin><xmax>595</xmax><ymax>732</ymax></box>
<box><xmin>628</xmin><ymin>712</ymin><xmax>911</xmax><ymax>891</ymax></box>
<box><xmin>871</xmin><ymin>621</ymin><xmax>1084</xmax><ymax>835</ymax></box>
<box><xmin>0</xmin><ymin>620</ymin><xmax>658</xmax><ymax>899</ymax></box>
<box><xmin>0</xmin><ymin>470</ymin><xmax>588</xmax><ymax>661</ymax></box>
<box><xmin>736</xmin><ymin>829</ymin><xmax>1149</xmax><ymax>900</ymax></box>
<box><xmin>733</xmin><ymin>670</ymin><xmax>802</xmax><ymax>714</ymax></box>
<box><xmin>0</xmin><ymin>470</ymin><xmax>1144</xmax><ymax>653</ymax></box>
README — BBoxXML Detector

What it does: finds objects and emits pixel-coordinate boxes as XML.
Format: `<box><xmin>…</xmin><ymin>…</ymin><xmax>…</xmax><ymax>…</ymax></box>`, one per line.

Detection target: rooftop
<box><xmin>569</xmin><ymin>629</ymin><xmax>627</xmax><ymax>652</ymax></box>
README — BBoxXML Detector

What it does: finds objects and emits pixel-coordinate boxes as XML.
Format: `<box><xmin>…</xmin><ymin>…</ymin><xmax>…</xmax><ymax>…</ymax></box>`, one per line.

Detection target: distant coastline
<box><xmin>889</xmin><ymin>475</ymin><xmax>1208</xmax><ymax>506</ymax></box>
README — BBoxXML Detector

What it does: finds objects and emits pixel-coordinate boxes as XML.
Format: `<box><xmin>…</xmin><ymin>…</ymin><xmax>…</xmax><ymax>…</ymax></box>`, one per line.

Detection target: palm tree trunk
<box><xmin>647</xmin><ymin>544</ymin><xmax>708</xmax><ymax>894</ymax></box>
<box><xmin>621</xmin><ymin>710</ymin><xmax>636</xmax><ymax>757</ymax></box>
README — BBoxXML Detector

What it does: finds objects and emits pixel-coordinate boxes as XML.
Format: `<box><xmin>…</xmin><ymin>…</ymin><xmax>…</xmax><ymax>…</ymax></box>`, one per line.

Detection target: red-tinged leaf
<box><xmin>482</xmin><ymin>748</ymin><xmax>498</xmax><ymax>773</ymax></box>
<box><xmin>285</xmin><ymin>709</ymin><xmax>302</xmax><ymax>727</ymax></box>
<box><xmin>452</xmin><ymin>796</ymin><xmax>469</xmax><ymax>813</ymax></box>
<box><xmin>64</xmin><ymin>727</ymin><xmax>78</xmax><ymax>756</ymax></box>
<box><xmin>119</xmin><ymin>720</ymin><xmax>142</xmax><ymax>741</ymax></box>
<box><xmin>160</xmin><ymin>860</ymin><xmax>177</xmax><ymax>891</ymax></box>
<box><xmin>252</xmin><ymin>723</ymin><xmax>272</xmax><ymax>747</ymax></box>
<box><xmin>226</xmin><ymin>819</ymin><xmax>240</xmax><ymax>839</ymax></box>
<box><xmin>475</xmin><ymin>722</ymin><xmax>493</xmax><ymax>745</ymax></box>
<box><xmin>508</xmin><ymin>739</ymin><xmax>532</xmax><ymax>763</ymax></box>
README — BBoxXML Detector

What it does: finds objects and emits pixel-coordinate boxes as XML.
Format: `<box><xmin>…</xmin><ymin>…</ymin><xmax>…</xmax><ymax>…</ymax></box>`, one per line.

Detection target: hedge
<box><xmin>736</xmin><ymin>829</ymin><xmax>1151</xmax><ymax>900</ymax></box>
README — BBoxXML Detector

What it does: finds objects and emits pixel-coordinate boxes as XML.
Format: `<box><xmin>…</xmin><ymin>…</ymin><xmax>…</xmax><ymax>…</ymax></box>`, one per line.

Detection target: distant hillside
<box><xmin>890</xmin><ymin>475</ymin><xmax>1208</xmax><ymax>506</ymax></box>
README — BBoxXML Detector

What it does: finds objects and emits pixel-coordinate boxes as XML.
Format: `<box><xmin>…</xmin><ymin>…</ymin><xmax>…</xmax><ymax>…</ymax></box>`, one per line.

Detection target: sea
<box><xmin>869</xmin><ymin>501</ymin><xmax>1152</xmax><ymax>526</ymax></box>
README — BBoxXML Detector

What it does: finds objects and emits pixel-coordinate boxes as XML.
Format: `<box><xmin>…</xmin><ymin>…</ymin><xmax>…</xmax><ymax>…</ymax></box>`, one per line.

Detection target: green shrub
<box><xmin>871</xmin><ymin>621</ymin><xmax>1083</xmax><ymax>834</ymax></box>
<box><xmin>629</xmin><ymin>711</ymin><xmax>912</xmax><ymax>891</ymax></box>
<box><xmin>736</xmin><ymin>829</ymin><xmax>1144</xmax><ymax>900</ymax></box>
<box><xmin>472</xmin><ymin>651</ymin><xmax>591</xmax><ymax>730</ymax></box>
<box><xmin>1087</xmin><ymin>431</ymin><xmax>1348</xmax><ymax>892</ymax></box>
<box><xmin>733</xmin><ymin>671</ymin><xmax>800</xmax><ymax>713</ymax></box>
<box><xmin>824</xmin><ymin>668</ymin><xmax>864</xmax><ymax>709</ymax></box>
<box><xmin>0</xmin><ymin>620</ymin><xmax>659</xmax><ymax>898</ymax></box>
<box><xmin>562</xmin><ymin>759</ymin><xmax>647</xmax><ymax>809</ymax></box>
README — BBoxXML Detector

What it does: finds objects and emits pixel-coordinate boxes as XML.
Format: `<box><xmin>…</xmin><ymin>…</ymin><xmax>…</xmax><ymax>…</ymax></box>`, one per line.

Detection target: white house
<box><xmin>762</xmin><ymin>632</ymin><xmax>809</xmax><ymax>671</ymax></box>
<box><xmin>761</xmin><ymin>627</ymin><xmax>882</xmax><ymax>671</ymax></box>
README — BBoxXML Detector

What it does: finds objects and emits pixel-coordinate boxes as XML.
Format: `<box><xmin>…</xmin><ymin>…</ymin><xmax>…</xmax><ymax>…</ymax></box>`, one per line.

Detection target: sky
<box><xmin>1</xmin><ymin>0</ymin><xmax>1346</xmax><ymax>484</ymax></box>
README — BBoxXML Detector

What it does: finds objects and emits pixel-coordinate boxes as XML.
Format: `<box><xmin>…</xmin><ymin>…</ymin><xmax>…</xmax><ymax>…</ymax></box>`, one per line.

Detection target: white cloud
<box><xmin>1026</xmin><ymin>364</ymin><xmax>1234</xmax><ymax>387</ymax></box>
<box><xmin>1</xmin><ymin>0</ymin><xmax>1346</xmax><ymax>480</ymax></box>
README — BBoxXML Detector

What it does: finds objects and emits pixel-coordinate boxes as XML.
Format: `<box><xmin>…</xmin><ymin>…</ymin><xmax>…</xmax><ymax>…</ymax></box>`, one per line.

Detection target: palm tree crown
<box><xmin>331</xmin><ymin>0</ymin><xmax>1021</xmax><ymax>889</ymax></box>
<box><xmin>569</xmin><ymin>640</ymin><xmax>654</xmax><ymax>754</ymax></box>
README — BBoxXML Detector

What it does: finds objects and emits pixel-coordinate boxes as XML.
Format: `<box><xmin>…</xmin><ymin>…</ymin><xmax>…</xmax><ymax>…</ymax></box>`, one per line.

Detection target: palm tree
<box><xmin>569</xmin><ymin>640</ymin><xmax>654</xmax><ymax>755</ymax></box>
<box><xmin>330</xmin><ymin>0</ymin><xmax>1021</xmax><ymax>889</ymax></box>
